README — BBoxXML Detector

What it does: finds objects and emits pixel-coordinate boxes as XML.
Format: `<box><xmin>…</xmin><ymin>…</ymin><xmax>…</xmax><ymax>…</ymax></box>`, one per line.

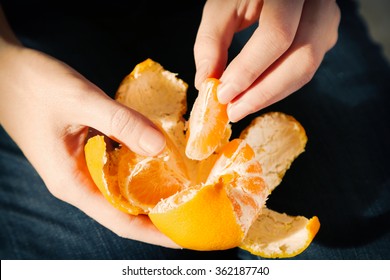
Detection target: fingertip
<box><xmin>87</xmin><ymin>95</ymin><xmax>167</xmax><ymax>157</ymax></box>
<box><xmin>137</xmin><ymin>126</ymin><xmax>166</xmax><ymax>156</ymax></box>
<box><xmin>217</xmin><ymin>83</ymin><xmax>235</xmax><ymax>104</ymax></box>
<box><xmin>227</xmin><ymin>102</ymin><xmax>250</xmax><ymax>123</ymax></box>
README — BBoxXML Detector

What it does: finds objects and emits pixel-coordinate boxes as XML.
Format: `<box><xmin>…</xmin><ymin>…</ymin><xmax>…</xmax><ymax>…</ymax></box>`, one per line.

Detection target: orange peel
<box><xmin>84</xmin><ymin>58</ymin><xmax>319</xmax><ymax>258</ymax></box>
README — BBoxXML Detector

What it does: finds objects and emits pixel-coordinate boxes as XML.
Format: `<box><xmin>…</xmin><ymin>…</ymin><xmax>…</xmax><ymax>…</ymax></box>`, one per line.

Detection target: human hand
<box><xmin>194</xmin><ymin>0</ymin><xmax>340</xmax><ymax>122</ymax></box>
<box><xmin>0</xmin><ymin>44</ymin><xmax>178</xmax><ymax>248</ymax></box>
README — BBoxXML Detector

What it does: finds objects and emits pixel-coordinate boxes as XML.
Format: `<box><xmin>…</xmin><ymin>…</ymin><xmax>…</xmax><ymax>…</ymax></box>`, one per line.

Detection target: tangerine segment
<box><xmin>185</xmin><ymin>78</ymin><xmax>229</xmax><ymax>161</ymax></box>
<box><xmin>84</xmin><ymin>135</ymin><xmax>143</xmax><ymax>215</ymax></box>
<box><xmin>149</xmin><ymin>184</ymin><xmax>244</xmax><ymax>251</ymax></box>
<box><xmin>206</xmin><ymin>139</ymin><xmax>258</xmax><ymax>184</ymax></box>
<box><xmin>239</xmin><ymin>208</ymin><xmax>320</xmax><ymax>258</ymax></box>
<box><xmin>117</xmin><ymin>145</ymin><xmax>188</xmax><ymax>212</ymax></box>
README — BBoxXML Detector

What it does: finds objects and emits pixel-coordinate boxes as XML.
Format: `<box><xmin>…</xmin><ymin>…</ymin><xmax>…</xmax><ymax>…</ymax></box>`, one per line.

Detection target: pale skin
<box><xmin>195</xmin><ymin>0</ymin><xmax>340</xmax><ymax>122</ymax></box>
<box><xmin>0</xmin><ymin>0</ymin><xmax>340</xmax><ymax>248</ymax></box>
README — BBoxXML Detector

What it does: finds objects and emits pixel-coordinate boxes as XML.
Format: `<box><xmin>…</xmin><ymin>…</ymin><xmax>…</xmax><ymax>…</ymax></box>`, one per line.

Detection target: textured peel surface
<box><xmin>240</xmin><ymin>112</ymin><xmax>307</xmax><ymax>193</ymax></box>
<box><xmin>240</xmin><ymin>208</ymin><xmax>320</xmax><ymax>258</ymax></box>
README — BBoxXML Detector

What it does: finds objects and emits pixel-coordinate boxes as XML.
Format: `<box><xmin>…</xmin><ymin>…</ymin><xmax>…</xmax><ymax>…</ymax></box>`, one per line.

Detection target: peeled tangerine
<box><xmin>84</xmin><ymin>58</ymin><xmax>320</xmax><ymax>258</ymax></box>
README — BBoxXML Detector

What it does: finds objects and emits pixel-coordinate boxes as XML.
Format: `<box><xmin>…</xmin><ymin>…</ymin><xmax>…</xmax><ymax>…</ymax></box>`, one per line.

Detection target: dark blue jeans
<box><xmin>1</xmin><ymin>0</ymin><xmax>389</xmax><ymax>259</ymax></box>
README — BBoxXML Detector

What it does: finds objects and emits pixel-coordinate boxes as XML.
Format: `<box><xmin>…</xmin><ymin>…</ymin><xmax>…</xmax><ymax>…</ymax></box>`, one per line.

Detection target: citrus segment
<box><xmin>84</xmin><ymin>135</ymin><xmax>142</xmax><ymax>215</ymax></box>
<box><xmin>206</xmin><ymin>139</ymin><xmax>257</xmax><ymax>184</ymax></box>
<box><xmin>117</xmin><ymin>142</ymin><xmax>189</xmax><ymax>212</ymax></box>
<box><xmin>185</xmin><ymin>78</ymin><xmax>230</xmax><ymax>160</ymax></box>
<box><xmin>149</xmin><ymin>184</ymin><xmax>244</xmax><ymax>251</ymax></box>
<box><xmin>206</xmin><ymin>139</ymin><xmax>267</xmax><ymax>233</ymax></box>
<box><xmin>239</xmin><ymin>208</ymin><xmax>320</xmax><ymax>258</ymax></box>
<box><xmin>149</xmin><ymin>139</ymin><xmax>268</xmax><ymax>250</ymax></box>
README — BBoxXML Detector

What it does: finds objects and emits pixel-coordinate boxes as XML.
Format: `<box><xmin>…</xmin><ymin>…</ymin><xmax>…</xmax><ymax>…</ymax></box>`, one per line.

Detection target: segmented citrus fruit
<box><xmin>150</xmin><ymin>139</ymin><xmax>267</xmax><ymax>250</ymax></box>
<box><xmin>84</xmin><ymin>58</ymin><xmax>320</xmax><ymax>258</ymax></box>
<box><xmin>185</xmin><ymin>78</ymin><xmax>230</xmax><ymax>161</ymax></box>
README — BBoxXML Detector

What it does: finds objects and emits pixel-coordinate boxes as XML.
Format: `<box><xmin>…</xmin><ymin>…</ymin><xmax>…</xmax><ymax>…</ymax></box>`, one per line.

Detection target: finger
<box><xmin>194</xmin><ymin>0</ymin><xmax>235</xmax><ymax>89</ymax></box>
<box><xmin>76</xmin><ymin>181</ymin><xmax>180</xmax><ymax>248</ymax></box>
<box><xmin>41</xmin><ymin>131</ymin><xmax>178</xmax><ymax>248</ymax></box>
<box><xmin>79</xmin><ymin>89</ymin><xmax>166</xmax><ymax>157</ymax></box>
<box><xmin>55</xmin><ymin>165</ymin><xmax>180</xmax><ymax>248</ymax></box>
<box><xmin>217</xmin><ymin>0</ymin><xmax>305</xmax><ymax>104</ymax></box>
<box><xmin>227</xmin><ymin>0</ymin><xmax>341</xmax><ymax>122</ymax></box>
<box><xmin>194</xmin><ymin>0</ymin><xmax>264</xmax><ymax>89</ymax></box>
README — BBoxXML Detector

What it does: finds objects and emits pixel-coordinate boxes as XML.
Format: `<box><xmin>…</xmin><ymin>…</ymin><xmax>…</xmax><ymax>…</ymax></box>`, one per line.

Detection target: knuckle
<box><xmin>299</xmin><ymin>71</ymin><xmax>316</xmax><ymax>88</ymax></box>
<box><xmin>328</xmin><ymin>5</ymin><xmax>341</xmax><ymax>50</ymax></box>
<box><xmin>228</xmin><ymin>59</ymin><xmax>261</xmax><ymax>93</ymax></box>
<box><xmin>328</xmin><ymin>31</ymin><xmax>339</xmax><ymax>50</ymax></box>
<box><xmin>240</xmin><ymin>65</ymin><xmax>261</xmax><ymax>88</ymax></box>
<box><xmin>194</xmin><ymin>35</ymin><xmax>213</xmax><ymax>60</ymax></box>
<box><xmin>246</xmin><ymin>100</ymin><xmax>261</xmax><ymax>115</ymax></box>
<box><xmin>255</xmin><ymin>90</ymin><xmax>275</xmax><ymax>109</ymax></box>
<box><xmin>298</xmin><ymin>47</ymin><xmax>320</xmax><ymax>86</ymax></box>
<box><xmin>110</xmin><ymin>106</ymin><xmax>138</xmax><ymax>140</ymax></box>
<box><xmin>264</xmin><ymin>25</ymin><xmax>295</xmax><ymax>53</ymax></box>
<box><xmin>195</xmin><ymin>33</ymin><xmax>218</xmax><ymax>48</ymax></box>
<box><xmin>194</xmin><ymin>32</ymin><xmax>229</xmax><ymax>57</ymax></box>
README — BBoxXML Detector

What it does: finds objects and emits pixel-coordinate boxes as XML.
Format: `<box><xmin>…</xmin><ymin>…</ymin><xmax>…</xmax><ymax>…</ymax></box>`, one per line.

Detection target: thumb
<box><xmin>81</xmin><ymin>92</ymin><xmax>166</xmax><ymax>156</ymax></box>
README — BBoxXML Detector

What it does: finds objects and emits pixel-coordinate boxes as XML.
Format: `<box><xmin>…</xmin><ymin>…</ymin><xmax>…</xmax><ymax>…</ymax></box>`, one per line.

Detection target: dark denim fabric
<box><xmin>1</xmin><ymin>0</ymin><xmax>389</xmax><ymax>259</ymax></box>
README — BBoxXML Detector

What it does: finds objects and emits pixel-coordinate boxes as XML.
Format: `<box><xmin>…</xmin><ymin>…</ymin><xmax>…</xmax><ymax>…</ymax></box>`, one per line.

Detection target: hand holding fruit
<box><xmin>194</xmin><ymin>0</ymin><xmax>340</xmax><ymax>122</ymax></box>
<box><xmin>0</xmin><ymin>30</ymin><xmax>175</xmax><ymax>247</ymax></box>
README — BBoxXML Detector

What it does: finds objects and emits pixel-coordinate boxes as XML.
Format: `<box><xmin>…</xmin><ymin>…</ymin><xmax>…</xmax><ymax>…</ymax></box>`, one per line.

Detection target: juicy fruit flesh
<box><xmin>84</xmin><ymin>135</ymin><xmax>143</xmax><ymax>215</ymax></box>
<box><xmin>185</xmin><ymin>78</ymin><xmax>229</xmax><ymax>161</ymax></box>
<box><xmin>206</xmin><ymin>140</ymin><xmax>267</xmax><ymax>231</ymax></box>
<box><xmin>84</xmin><ymin>58</ymin><xmax>319</xmax><ymax>258</ymax></box>
<box><xmin>117</xmin><ymin>146</ymin><xmax>187</xmax><ymax>211</ymax></box>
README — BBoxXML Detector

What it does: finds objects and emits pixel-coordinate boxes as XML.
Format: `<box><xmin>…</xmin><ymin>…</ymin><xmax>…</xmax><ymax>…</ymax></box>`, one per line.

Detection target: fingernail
<box><xmin>217</xmin><ymin>83</ymin><xmax>235</xmax><ymax>104</ymax></box>
<box><xmin>138</xmin><ymin>126</ymin><xmax>166</xmax><ymax>156</ymax></box>
<box><xmin>227</xmin><ymin>102</ymin><xmax>251</xmax><ymax>123</ymax></box>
